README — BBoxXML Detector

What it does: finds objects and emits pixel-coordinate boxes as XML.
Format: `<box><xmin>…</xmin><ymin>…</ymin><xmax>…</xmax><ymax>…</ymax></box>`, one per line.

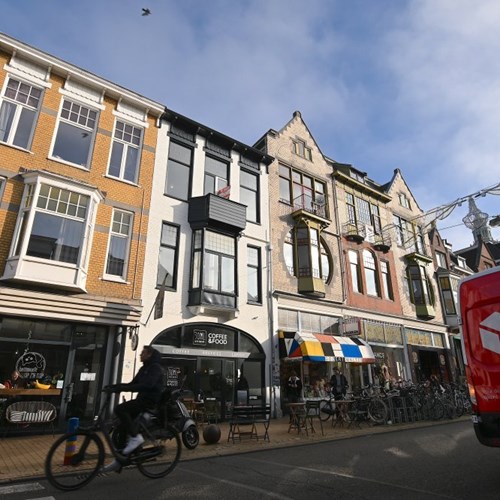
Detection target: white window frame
<box><xmin>107</xmin><ymin>119</ymin><xmax>143</xmax><ymax>184</ymax></box>
<box><xmin>50</xmin><ymin>98</ymin><xmax>98</xmax><ymax>169</ymax></box>
<box><xmin>0</xmin><ymin>76</ymin><xmax>43</xmax><ymax>150</ymax></box>
<box><xmin>104</xmin><ymin>209</ymin><xmax>133</xmax><ymax>281</ymax></box>
<box><xmin>4</xmin><ymin>171</ymin><xmax>102</xmax><ymax>291</ymax></box>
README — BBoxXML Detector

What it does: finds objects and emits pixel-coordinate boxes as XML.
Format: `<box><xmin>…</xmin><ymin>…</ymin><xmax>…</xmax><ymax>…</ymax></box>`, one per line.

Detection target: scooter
<box><xmin>166</xmin><ymin>385</ymin><xmax>199</xmax><ymax>450</ymax></box>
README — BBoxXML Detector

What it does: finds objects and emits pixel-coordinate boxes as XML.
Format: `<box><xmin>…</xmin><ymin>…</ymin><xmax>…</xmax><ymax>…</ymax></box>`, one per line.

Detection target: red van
<box><xmin>459</xmin><ymin>267</ymin><xmax>500</xmax><ymax>447</ymax></box>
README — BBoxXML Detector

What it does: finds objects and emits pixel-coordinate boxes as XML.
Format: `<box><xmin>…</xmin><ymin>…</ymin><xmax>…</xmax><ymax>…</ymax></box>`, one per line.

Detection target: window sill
<box><xmin>101</xmin><ymin>276</ymin><xmax>130</xmax><ymax>284</ymax></box>
<box><xmin>104</xmin><ymin>174</ymin><xmax>140</xmax><ymax>187</ymax></box>
<box><xmin>47</xmin><ymin>155</ymin><xmax>90</xmax><ymax>171</ymax></box>
<box><xmin>0</xmin><ymin>141</ymin><xmax>34</xmax><ymax>155</ymax></box>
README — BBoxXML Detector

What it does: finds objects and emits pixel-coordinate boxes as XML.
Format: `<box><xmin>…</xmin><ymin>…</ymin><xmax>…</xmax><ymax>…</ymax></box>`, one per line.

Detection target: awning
<box><xmin>279</xmin><ymin>332</ymin><xmax>375</xmax><ymax>364</ymax></box>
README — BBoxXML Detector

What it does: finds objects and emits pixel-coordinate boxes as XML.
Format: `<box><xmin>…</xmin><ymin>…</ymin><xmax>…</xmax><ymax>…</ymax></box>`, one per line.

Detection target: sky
<box><xmin>1</xmin><ymin>0</ymin><xmax>499</xmax><ymax>250</ymax></box>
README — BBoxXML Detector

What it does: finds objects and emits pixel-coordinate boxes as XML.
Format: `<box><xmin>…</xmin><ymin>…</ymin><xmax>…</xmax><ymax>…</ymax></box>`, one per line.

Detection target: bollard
<box><xmin>63</xmin><ymin>417</ymin><xmax>80</xmax><ymax>465</ymax></box>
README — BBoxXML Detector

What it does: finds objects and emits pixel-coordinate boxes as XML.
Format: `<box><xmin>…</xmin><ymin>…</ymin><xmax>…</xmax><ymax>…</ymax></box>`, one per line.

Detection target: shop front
<box><xmin>151</xmin><ymin>323</ymin><xmax>266</xmax><ymax>421</ymax></box>
<box><xmin>404</xmin><ymin>328</ymin><xmax>452</xmax><ymax>383</ymax></box>
<box><xmin>278</xmin><ymin>331</ymin><xmax>375</xmax><ymax>409</ymax></box>
<box><xmin>0</xmin><ymin>316</ymin><xmax>118</xmax><ymax>434</ymax></box>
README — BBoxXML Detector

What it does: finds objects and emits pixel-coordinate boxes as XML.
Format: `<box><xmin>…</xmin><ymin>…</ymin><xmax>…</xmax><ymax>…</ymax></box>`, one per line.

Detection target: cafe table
<box><xmin>287</xmin><ymin>402</ymin><xmax>313</xmax><ymax>435</ymax></box>
<box><xmin>331</xmin><ymin>399</ymin><xmax>354</xmax><ymax>427</ymax></box>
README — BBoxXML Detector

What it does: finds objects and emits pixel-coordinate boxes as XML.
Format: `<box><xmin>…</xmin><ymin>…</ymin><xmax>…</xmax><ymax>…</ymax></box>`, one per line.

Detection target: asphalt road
<box><xmin>2</xmin><ymin>420</ymin><xmax>499</xmax><ymax>500</ymax></box>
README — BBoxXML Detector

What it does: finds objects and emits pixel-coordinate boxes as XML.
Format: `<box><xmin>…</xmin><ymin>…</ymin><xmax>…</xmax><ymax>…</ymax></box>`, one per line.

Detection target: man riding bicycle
<box><xmin>103</xmin><ymin>346</ymin><xmax>164</xmax><ymax>472</ymax></box>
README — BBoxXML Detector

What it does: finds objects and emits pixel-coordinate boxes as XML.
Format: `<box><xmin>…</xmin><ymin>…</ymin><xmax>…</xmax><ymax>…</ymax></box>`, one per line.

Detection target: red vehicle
<box><xmin>459</xmin><ymin>267</ymin><xmax>500</xmax><ymax>447</ymax></box>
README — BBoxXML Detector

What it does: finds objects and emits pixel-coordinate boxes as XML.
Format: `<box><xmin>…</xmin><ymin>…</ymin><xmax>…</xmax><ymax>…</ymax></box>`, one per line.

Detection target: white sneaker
<box><xmin>102</xmin><ymin>460</ymin><xmax>121</xmax><ymax>473</ymax></box>
<box><xmin>122</xmin><ymin>434</ymin><xmax>144</xmax><ymax>455</ymax></box>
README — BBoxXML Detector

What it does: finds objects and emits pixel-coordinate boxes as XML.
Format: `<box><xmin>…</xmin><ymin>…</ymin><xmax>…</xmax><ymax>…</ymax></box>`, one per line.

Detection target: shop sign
<box><xmin>166</xmin><ymin>366</ymin><xmax>181</xmax><ymax>387</ymax></box>
<box><xmin>342</xmin><ymin>318</ymin><xmax>363</xmax><ymax>337</ymax></box>
<box><xmin>193</xmin><ymin>329</ymin><xmax>207</xmax><ymax>346</ymax></box>
<box><xmin>15</xmin><ymin>351</ymin><xmax>46</xmax><ymax>380</ymax></box>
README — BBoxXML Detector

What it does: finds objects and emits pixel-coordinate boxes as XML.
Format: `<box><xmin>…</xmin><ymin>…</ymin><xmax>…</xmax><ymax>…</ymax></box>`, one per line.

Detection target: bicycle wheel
<box><xmin>319</xmin><ymin>399</ymin><xmax>334</xmax><ymax>422</ymax></box>
<box><xmin>367</xmin><ymin>398</ymin><xmax>388</xmax><ymax>424</ymax></box>
<box><xmin>137</xmin><ymin>425</ymin><xmax>181</xmax><ymax>479</ymax></box>
<box><xmin>45</xmin><ymin>431</ymin><xmax>104</xmax><ymax>491</ymax></box>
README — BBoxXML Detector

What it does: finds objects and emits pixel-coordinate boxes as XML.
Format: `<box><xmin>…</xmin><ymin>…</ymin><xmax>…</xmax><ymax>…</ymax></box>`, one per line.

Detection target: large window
<box><xmin>165</xmin><ymin>141</ymin><xmax>193</xmax><ymax>200</ymax></box>
<box><xmin>240</xmin><ymin>170</ymin><xmax>259</xmax><ymax>223</ymax></box>
<box><xmin>105</xmin><ymin>209</ymin><xmax>133</xmax><ymax>280</ymax></box>
<box><xmin>52</xmin><ymin>99</ymin><xmax>97</xmax><ymax>168</ymax></box>
<box><xmin>284</xmin><ymin>228</ymin><xmax>331</xmax><ymax>284</ymax></box>
<box><xmin>345</xmin><ymin>193</ymin><xmax>381</xmax><ymax>234</ymax></box>
<box><xmin>407</xmin><ymin>264</ymin><xmax>434</xmax><ymax>306</ymax></box>
<box><xmin>363</xmin><ymin>250</ymin><xmax>379</xmax><ymax>296</ymax></box>
<box><xmin>157</xmin><ymin>222</ymin><xmax>179</xmax><ymax>290</ymax></box>
<box><xmin>279</xmin><ymin>165</ymin><xmax>326</xmax><ymax>215</ymax></box>
<box><xmin>204</xmin><ymin>156</ymin><xmax>228</xmax><ymax>195</ymax></box>
<box><xmin>21</xmin><ymin>184</ymin><xmax>88</xmax><ymax>264</ymax></box>
<box><xmin>108</xmin><ymin>120</ymin><xmax>143</xmax><ymax>183</ymax></box>
<box><xmin>247</xmin><ymin>246</ymin><xmax>262</xmax><ymax>304</ymax></box>
<box><xmin>393</xmin><ymin>215</ymin><xmax>426</xmax><ymax>254</ymax></box>
<box><xmin>191</xmin><ymin>229</ymin><xmax>236</xmax><ymax>296</ymax></box>
<box><xmin>0</xmin><ymin>77</ymin><xmax>42</xmax><ymax>149</ymax></box>
<box><xmin>349</xmin><ymin>250</ymin><xmax>362</xmax><ymax>293</ymax></box>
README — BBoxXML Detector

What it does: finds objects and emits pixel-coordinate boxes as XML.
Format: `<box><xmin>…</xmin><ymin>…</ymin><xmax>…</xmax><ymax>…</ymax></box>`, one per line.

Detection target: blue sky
<box><xmin>1</xmin><ymin>0</ymin><xmax>499</xmax><ymax>249</ymax></box>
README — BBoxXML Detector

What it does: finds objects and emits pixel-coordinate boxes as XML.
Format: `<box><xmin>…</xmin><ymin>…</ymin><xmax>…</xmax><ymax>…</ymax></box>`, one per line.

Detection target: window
<box><xmin>157</xmin><ymin>222</ymin><xmax>179</xmax><ymax>290</ymax></box>
<box><xmin>349</xmin><ymin>250</ymin><xmax>362</xmax><ymax>293</ymax></box>
<box><xmin>293</xmin><ymin>139</ymin><xmax>312</xmax><ymax>160</ymax></box>
<box><xmin>52</xmin><ymin>99</ymin><xmax>97</xmax><ymax>168</ymax></box>
<box><xmin>240</xmin><ymin>170</ymin><xmax>259</xmax><ymax>223</ymax></box>
<box><xmin>407</xmin><ymin>264</ymin><xmax>434</xmax><ymax>306</ymax></box>
<box><xmin>191</xmin><ymin>229</ymin><xmax>236</xmax><ymax>296</ymax></box>
<box><xmin>399</xmin><ymin>192</ymin><xmax>411</xmax><ymax>209</ymax></box>
<box><xmin>108</xmin><ymin>120</ymin><xmax>143</xmax><ymax>183</ymax></box>
<box><xmin>439</xmin><ymin>276</ymin><xmax>457</xmax><ymax>315</ymax></box>
<box><xmin>345</xmin><ymin>193</ymin><xmax>381</xmax><ymax>234</ymax></box>
<box><xmin>283</xmin><ymin>230</ymin><xmax>332</xmax><ymax>283</ymax></box>
<box><xmin>393</xmin><ymin>215</ymin><xmax>426</xmax><ymax>254</ymax></box>
<box><xmin>0</xmin><ymin>176</ymin><xmax>5</xmax><ymax>201</ymax></box>
<box><xmin>363</xmin><ymin>250</ymin><xmax>379</xmax><ymax>296</ymax></box>
<box><xmin>279</xmin><ymin>164</ymin><xmax>326</xmax><ymax>215</ymax></box>
<box><xmin>247</xmin><ymin>246</ymin><xmax>262</xmax><ymax>303</ymax></box>
<box><xmin>204</xmin><ymin>156</ymin><xmax>228</xmax><ymax>195</ymax></box>
<box><xmin>0</xmin><ymin>77</ymin><xmax>42</xmax><ymax>149</ymax></box>
<box><xmin>165</xmin><ymin>140</ymin><xmax>193</xmax><ymax>200</ymax></box>
<box><xmin>380</xmin><ymin>261</ymin><xmax>393</xmax><ymax>300</ymax></box>
<box><xmin>436</xmin><ymin>251</ymin><xmax>447</xmax><ymax>269</ymax></box>
<box><xmin>457</xmin><ymin>256</ymin><xmax>467</xmax><ymax>269</ymax></box>
<box><xmin>19</xmin><ymin>184</ymin><xmax>89</xmax><ymax>264</ymax></box>
<box><xmin>105</xmin><ymin>209</ymin><xmax>133</xmax><ymax>280</ymax></box>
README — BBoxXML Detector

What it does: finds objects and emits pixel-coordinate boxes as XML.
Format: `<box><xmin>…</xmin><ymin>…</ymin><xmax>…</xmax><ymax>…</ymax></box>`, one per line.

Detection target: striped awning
<box><xmin>279</xmin><ymin>331</ymin><xmax>375</xmax><ymax>364</ymax></box>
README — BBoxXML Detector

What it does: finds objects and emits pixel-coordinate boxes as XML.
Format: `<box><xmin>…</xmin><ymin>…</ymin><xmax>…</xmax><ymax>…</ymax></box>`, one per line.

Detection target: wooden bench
<box><xmin>5</xmin><ymin>400</ymin><xmax>57</xmax><ymax>430</ymax></box>
<box><xmin>227</xmin><ymin>404</ymin><xmax>271</xmax><ymax>443</ymax></box>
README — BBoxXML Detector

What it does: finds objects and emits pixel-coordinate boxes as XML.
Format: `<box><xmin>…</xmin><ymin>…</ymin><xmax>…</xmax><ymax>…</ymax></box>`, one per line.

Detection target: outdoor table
<box><xmin>331</xmin><ymin>399</ymin><xmax>354</xmax><ymax>427</ymax></box>
<box><xmin>287</xmin><ymin>402</ymin><xmax>307</xmax><ymax>434</ymax></box>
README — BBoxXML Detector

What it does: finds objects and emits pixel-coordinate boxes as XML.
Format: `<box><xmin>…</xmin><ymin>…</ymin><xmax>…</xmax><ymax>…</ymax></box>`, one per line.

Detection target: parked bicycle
<box><xmin>45</xmin><ymin>387</ymin><xmax>181</xmax><ymax>491</ymax></box>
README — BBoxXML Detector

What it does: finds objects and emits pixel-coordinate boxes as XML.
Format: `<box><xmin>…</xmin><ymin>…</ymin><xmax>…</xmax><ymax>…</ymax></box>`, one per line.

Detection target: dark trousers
<box><xmin>114</xmin><ymin>399</ymin><xmax>147</xmax><ymax>438</ymax></box>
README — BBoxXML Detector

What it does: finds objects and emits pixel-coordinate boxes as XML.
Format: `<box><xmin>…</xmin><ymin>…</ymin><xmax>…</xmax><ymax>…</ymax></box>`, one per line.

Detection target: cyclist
<box><xmin>103</xmin><ymin>346</ymin><xmax>165</xmax><ymax>472</ymax></box>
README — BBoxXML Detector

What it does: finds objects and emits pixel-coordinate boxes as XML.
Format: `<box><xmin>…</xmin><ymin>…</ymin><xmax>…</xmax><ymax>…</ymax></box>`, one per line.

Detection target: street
<box><xmin>1</xmin><ymin>420</ymin><xmax>498</xmax><ymax>499</ymax></box>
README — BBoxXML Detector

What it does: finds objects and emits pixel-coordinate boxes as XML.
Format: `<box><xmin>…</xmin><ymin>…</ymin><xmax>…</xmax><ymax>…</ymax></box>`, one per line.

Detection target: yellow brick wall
<box><xmin>0</xmin><ymin>48</ymin><xmax>158</xmax><ymax>301</ymax></box>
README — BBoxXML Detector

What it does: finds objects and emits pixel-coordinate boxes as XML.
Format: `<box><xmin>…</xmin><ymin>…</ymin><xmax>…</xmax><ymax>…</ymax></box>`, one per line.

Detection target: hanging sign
<box><xmin>15</xmin><ymin>351</ymin><xmax>46</xmax><ymax>380</ymax></box>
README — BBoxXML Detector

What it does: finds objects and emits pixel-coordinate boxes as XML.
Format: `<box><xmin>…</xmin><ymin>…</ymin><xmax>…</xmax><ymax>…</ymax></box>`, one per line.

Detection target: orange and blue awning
<box><xmin>279</xmin><ymin>331</ymin><xmax>375</xmax><ymax>364</ymax></box>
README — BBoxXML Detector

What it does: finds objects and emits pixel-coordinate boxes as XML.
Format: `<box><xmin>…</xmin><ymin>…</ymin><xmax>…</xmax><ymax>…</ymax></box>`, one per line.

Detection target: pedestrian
<box><xmin>287</xmin><ymin>370</ymin><xmax>302</xmax><ymax>403</ymax></box>
<box><xmin>329</xmin><ymin>367</ymin><xmax>348</xmax><ymax>400</ymax></box>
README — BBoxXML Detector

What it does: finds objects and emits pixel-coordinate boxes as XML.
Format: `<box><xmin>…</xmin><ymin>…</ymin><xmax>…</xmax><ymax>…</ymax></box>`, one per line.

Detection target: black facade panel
<box><xmin>188</xmin><ymin>194</ymin><xmax>246</xmax><ymax>233</ymax></box>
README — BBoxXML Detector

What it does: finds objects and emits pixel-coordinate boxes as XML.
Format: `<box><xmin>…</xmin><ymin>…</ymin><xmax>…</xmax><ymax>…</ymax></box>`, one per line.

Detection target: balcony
<box><xmin>291</xmin><ymin>194</ymin><xmax>329</xmax><ymax>226</ymax></box>
<box><xmin>188</xmin><ymin>194</ymin><xmax>246</xmax><ymax>234</ymax></box>
<box><xmin>342</xmin><ymin>222</ymin><xmax>366</xmax><ymax>243</ymax></box>
<box><xmin>373</xmin><ymin>233</ymin><xmax>392</xmax><ymax>253</ymax></box>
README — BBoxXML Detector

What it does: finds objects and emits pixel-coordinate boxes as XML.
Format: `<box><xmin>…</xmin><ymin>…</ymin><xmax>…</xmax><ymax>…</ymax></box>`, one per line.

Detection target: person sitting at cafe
<box><xmin>3</xmin><ymin>370</ymin><xmax>26</xmax><ymax>389</ymax></box>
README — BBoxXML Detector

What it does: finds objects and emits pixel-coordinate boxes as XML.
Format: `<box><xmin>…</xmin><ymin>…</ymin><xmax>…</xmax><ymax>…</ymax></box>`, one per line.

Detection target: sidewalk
<box><xmin>0</xmin><ymin>415</ymin><xmax>469</xmax><ymax>484</ymax></box>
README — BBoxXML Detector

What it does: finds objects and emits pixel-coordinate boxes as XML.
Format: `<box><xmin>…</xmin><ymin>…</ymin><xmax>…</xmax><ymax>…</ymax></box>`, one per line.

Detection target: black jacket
<box><xmin>117</xmin><ymin>349</ymin><xmax>165</xmax><ymax>406</ymax></box>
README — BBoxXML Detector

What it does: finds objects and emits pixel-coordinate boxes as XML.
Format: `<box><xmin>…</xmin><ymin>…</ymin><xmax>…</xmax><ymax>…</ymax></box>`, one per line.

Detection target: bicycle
<box><xmin>45</xmin><ymin>388</ymin><xmax>181</xmax><ymax>491</ymax></box>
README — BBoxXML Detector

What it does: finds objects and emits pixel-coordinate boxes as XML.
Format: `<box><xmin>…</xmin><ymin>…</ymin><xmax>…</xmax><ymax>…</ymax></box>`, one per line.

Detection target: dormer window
<box><xmin>293</xmin><ymin>139</ymin><xmax>312</xmax><ymax>161</ymax></box>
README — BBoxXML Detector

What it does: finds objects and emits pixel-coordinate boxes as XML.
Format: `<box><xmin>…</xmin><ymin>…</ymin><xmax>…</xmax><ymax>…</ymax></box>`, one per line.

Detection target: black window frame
<box><xmin>156</xmin><ymin>221</ymin><xmax>180</xmax><ymax>291</ymax></box>
<box><xmin>165</xmin><ymin>139</ymin><xmax>194</xmax><ymax>201</ymax></box>
<box><xmin>247</xmin><ymin>245</ymin><xmax>262</xmax><ymax>304</ymax></box>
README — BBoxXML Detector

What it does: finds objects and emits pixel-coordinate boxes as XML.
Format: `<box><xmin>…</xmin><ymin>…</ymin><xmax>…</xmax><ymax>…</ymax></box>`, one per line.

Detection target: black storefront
<box><xmin>152</xmin><ymin>323</ymin><xmax>266</xmax><ymax>420</ymax></box>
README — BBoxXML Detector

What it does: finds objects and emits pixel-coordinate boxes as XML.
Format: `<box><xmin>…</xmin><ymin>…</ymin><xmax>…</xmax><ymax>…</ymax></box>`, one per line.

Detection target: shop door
<box><xmin>62</xmin><ymin>328</ymin><xmax>107</xmax><ymax>424</ymax></box>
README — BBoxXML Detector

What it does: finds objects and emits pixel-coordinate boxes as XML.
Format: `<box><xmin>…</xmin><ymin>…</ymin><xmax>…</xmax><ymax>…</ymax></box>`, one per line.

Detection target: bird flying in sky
<box><xmin>142</xmin><ymin>8</ymin><xmax>151</xmax><ymax>16</ymax></box>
